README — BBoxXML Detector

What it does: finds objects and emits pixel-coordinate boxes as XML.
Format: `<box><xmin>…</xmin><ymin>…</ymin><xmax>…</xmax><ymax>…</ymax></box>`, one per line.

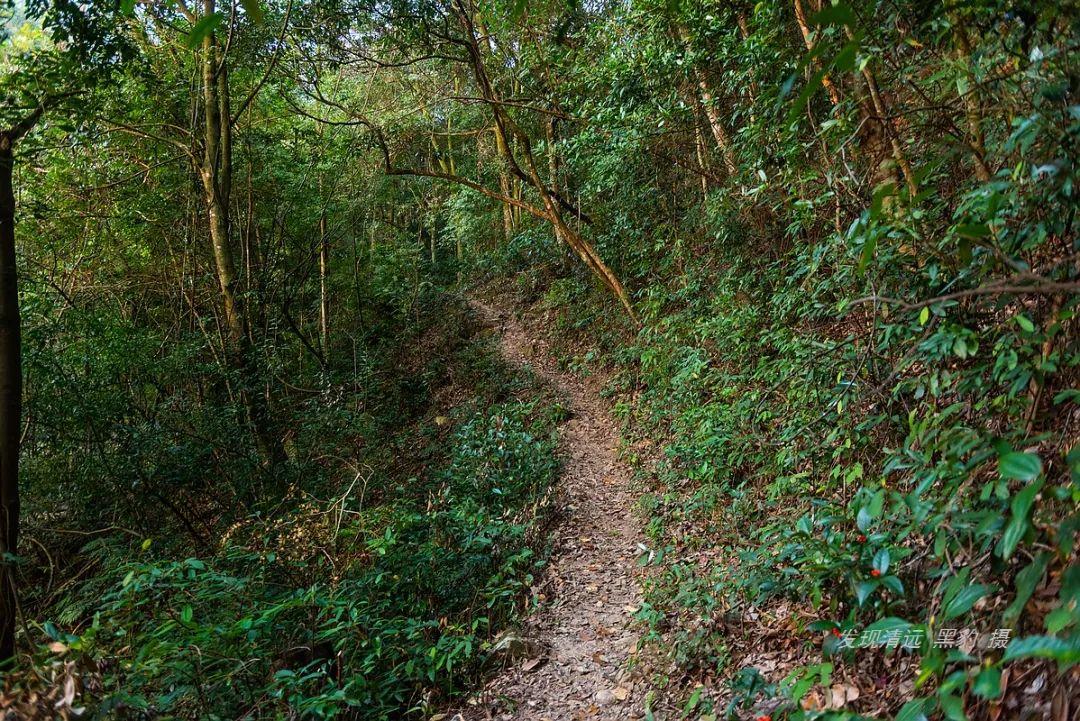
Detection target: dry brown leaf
<box><xmin>801</xmin><ymin>688</ymin><xmax>823</xmax><ymax>711</ymax></box>
<box><xmin>521</xmin><ymin>657</ymin><xmax>544</xmax><ymax>672</ymax></box>
<box><xmin>829</xmin><ymin>683</ymin><xmax>859</xmax><ymax>709</ymax></box>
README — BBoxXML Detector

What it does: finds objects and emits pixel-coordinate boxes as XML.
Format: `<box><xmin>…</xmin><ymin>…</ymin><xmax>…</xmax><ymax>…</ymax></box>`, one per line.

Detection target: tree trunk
<box><xmin>494</xmin><ymin>125</ymin><xmax>515</xmax><ymax>241</ymax></box>
<box><xmin>545</xmin><ymin>115</ymin><xmax>565</xmax><ymax>243</ymax></box>
<box><xmin>319</xmin><ymin>209</ymin><xmax>330</xmax><ymax>353</ymax></box>
<box><xmin>454</xmin><ymin>0</ymin><xmax>637</xmax><ymax>321</ymax></box>
<box><xmin>793</xmin><ymin>0</ymin><xmax>841</xmax><ymax>106</ymax></box>
<box><xmin>675</xmin><ymin>25</ymin><xmax>738</xmax><ymax>176</ymax></box>
<box><xmin>0</xmin><ymin>133</ymin><xmax>22</xmax><ymax>669</ymax></box>
<box><xmin>199</xmin><ymin>19</ymin><xmax>281</xmax><ymax>463</ymax></box>
<box><xmin>693</xmin><ymin>69</ymin><xmax>738</xmax><ymax>176</ymax></box>
<box><xmin>950</xmin><ymin>13</ymin><xmax>992</xmax><ymax>182</ymax></box>
<box><xmin>694</xmin><ymin>120</ymin><xmax>709</xmax><ymax>197</ymax></box>
<box><xmin>859</xmin><ymin>62</ymin><xmax>918</xmax><ymax>198</ymax></box>
<box><xmin>201</xmin><ymin>32</ymin><xmax>244</xmax><ymax>342</ymax></box>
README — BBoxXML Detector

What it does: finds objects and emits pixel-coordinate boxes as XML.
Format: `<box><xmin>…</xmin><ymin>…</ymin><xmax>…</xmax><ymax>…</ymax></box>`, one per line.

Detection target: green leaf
<box><xmin>955</xmin><ymin>223</ymin><xmax>990</xmax><ymax>239</ymax></box>
<box><xmin>868</xmin><ymin>489</ymin><xmax>884</xmax><ymax>517</ymax></box>
<box><xmin>680</xmin><ymin>686</ymin><xmax>702</xmax><ymax>718</ymax></box>
<box><xmin>881</xmin><ymin>574</ymin><xmax>904</xmax><ymax>595</ymax></box>
<box><xmin>786</xmin><ymin>67</ymin><xmax>828</xmax><ymax>128</ymax></box>
<box><xmin>997</xmin><ymin>478</ymin><xmax>1044</xmax><ymax>560</ymax></box>
<box><xmin>858</xmin><ymin>236</ymin><xmax>876</xmax><ymax>274</ymax></box>
<box><xmin>1003</xmin><ymin>553</ymin><xmax>1048</xmax><ymax>625</ymax></box>
<box><xmin>895</xmin><ymin>697</ymin><xmax>929</xmax><ymax>721</ymax></box>
<box><xmin>857</xmin><ymin>505</ymin><xmax>872</xmax><ymax>531</ymax></box>
<box><xmin>998</xmin><ymin>514</ymin><xmax>1028</xmax><ymax>560</ymax></box>
<box><xmin>864</xmin><ymin>616</ymin><xmax>912</xmax><ymax>634</ymax></box>
<box><xmin>873</xmin><ymin>547</ymin><xmax>890</xmax><ymax>575</ymax></box>
<box><xmin>998</xmin><ymin>451</ymin><xmax>1042</xmax><ymax>481</ymax></box>
<box><xmin>871</xmin><ymin>181</ymin><xmax>896</xmax><ymax>218</ymax></box>
<box><xmin>972</xmin><ymin>666</ymin><xmax>1002</xmax><ymax>699</ymax></box>
<box><xmin>939</xmin><ymin>693</ymin><xmax>966</xmax><ymax>721</ymax></box>
<box><xmin>811</xmin><ymin>2</ymin><xmax>855</xmax><ymax>27</ymax></box>
<box><xmin>1045</xmin><ymin>606</ymin><xmax>1075</xmax><ymax>635</ymax></box>
<box><xmin>958</xmin><ymin>236</ymin><xmax>973</xmax><ymax>265</ymax></box>
<box><xmin>1002</xmin><ymin>635</ymin><xmax>1080</xmax><ymax>667</ymax></box>
<box><xmin>941</xmin><ymin>568</ymin><xmax>971</xmax><ymax>607</ymax></box>
<box><xmin>855</xmin><ymin>580</ymin><xmax>878</xmax><ymax>606</ymax></box>
<box><xmin>240</xmin><ymin>0</ymin><xmax>263</xmax><ymax>23</ymax></box>
<box><xmin>186</xmin><ymin>12</ymin><xmax>224</xmax><ymax>49</ymax></box>
<box><xmin>942</xmin><ymin>584</ymin><xmax>992</xmax><ymax>620</ymax></box>
<box><xmin>919</xmin><ymin>307</ymin><xmax>930</xmax><ymax>325</ymax></box>
<box><xmin>831</xmin><ymin>38</ymin><xmax>860</xmax><ymax>73</ymax></box>
<box><xmin>1014</xmin><ymin>315</ymin><xmax>1036</xmax><ymax>333</ymax></box>
<box><xmin>796</xmin><ymin>514</ymin><xmax>812</xmax><ymax>535</ymax></box>
<box><xmin>181</xmin><ymin>605</ymin><xmax>193</xmax><ymax>623</ymax></box>
<box><xmin>43</xmin><ymin>622</ymin><xmax>61</xmax><ymax>640</ymax></box>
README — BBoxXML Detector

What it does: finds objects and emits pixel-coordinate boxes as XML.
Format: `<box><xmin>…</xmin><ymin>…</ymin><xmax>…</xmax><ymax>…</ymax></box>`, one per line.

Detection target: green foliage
<box><xmin>24</xmin><ymin>355</ymin><xmax>559</xmax><ymax>718</ymax></box>
<box><xmin>5</xmin><ymin>0</ymin><xmax>1078</xmax><ymax>717</ymax></box>
<box><xmin>458</xmin><ymin>0</ymin><xmax>1080</xmax><ymax>717</ymax></box>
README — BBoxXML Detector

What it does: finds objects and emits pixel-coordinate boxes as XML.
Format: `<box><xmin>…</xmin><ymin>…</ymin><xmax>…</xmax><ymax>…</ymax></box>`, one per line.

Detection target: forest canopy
<box><xmin>0</xmin><ymin>0</ymin><xmax>1078</xmax><ymax>719</ymax></box>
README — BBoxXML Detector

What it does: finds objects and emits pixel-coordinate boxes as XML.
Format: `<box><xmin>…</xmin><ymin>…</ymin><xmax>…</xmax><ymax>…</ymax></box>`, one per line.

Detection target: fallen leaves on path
<box><xmin>456</xmin><ymin>298</ymin><xmax>648</xmax><ymax>721</ymax></box>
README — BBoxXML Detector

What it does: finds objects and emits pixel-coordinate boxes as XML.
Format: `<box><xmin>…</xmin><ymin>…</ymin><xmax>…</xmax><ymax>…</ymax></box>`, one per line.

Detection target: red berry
<box><xmin>831</xmin><ymin>627</ymin><xmax>842</xmax><ymax>637</ymax></box>
<box><xmin>857</xmin><ymin>534</ymin><xmax>866</xmax><ymax>542</ymax></box>
<box><xmin>756</xmin><ymin>716</ymin><xmax>772</xmax><ymax>721</ymax></box>
<box><xmin>871</xmin><ymin>569</ymin><xmax>882</xmax><ymax>577</ymax></box>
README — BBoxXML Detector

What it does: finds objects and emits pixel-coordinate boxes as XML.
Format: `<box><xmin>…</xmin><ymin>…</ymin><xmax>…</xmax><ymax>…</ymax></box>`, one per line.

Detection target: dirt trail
<box><xmin>461</xmin><ymin>299</ymin><xmax>646</xmax><ymax>721</ymax></box>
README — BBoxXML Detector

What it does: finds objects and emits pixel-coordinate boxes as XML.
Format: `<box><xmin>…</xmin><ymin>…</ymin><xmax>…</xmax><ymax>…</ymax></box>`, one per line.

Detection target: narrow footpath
<box><xmin>460</xmin><ymin>299</ymin><xmax>647</xmax><ymax>721</ymax></box>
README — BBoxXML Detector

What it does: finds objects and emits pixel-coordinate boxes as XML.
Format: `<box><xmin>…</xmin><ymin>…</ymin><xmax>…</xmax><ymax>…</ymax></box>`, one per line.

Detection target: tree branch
<box><xmin>230</xmin><ymin>0</ymin><xmax>293</xmax><ymax>126</ymax></box>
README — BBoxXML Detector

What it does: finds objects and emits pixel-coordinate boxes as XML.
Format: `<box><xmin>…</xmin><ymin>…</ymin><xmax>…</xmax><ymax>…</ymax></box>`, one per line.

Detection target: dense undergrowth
<box><xmin>486</xmin><ymin>123</ymin><xmax>1079</xmax><ymax>719</ymax></box>
<box><xmin>9</xmin><ymin>280</ymin><xmax>563</xmax><ymax>719</ymax></box>
<box><xmin>4</xmin><ymin>0</ymin><xmax>1079</xmax><ymax>718</ymax></box>
<box><xmin>467</xmin><ymin>4</ymin><xmax>1080</xmax><ymax>713</ymax></box>
<box><xmin>497</xmin><ymin>216</ymin><xmax>1077</xmax><ymax>717</ymax></box>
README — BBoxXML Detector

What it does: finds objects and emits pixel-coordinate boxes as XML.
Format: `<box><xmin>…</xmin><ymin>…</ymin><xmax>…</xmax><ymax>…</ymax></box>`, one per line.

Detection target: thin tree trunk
<box><xmin>545</xmin><ymin>115</ymin><xmax>560</xmax><ymax>195</ymax></box>
<box><xmin>950</xmin><ymin>13</ymin><xmax>992</xmax><ymax>182</ymax></box>
<box><xmin>454</xmin><ymin>0</ymin><xmax>637</xmax><ymax>321</ymax></box>
<box><xmin>498</xmin><ymin>181</ymin><xmax>513</xmax><ymax>240</ymax></box>
<box><xmin>693</xmin><ymin>69</ymin><xmax>738</xmax><ymax>176</ymax></box>
<box><xmin>842</xmin><ymin>26</ymin><xmax>918</xmax><ymax>198</ymax></box>
<box><xmin>675</xmin><ymin>25</ymin><xmax>738</xmax><ymax>176</ymax></box>
<box><xmin>733</xmin><ymin>11</ymin><xmax>758</xmax><ymax>103</ymax></box>
<box><xmin>692</xmin><ymin>98</ymin><xmax>710</xmax><ymax>197</ymax></box>
<box><xmin>0</xmin><ymin>133</ymin><xmax>22</xmax><ymax>669</ymax></box>
<box><xmin>201</xmin><ymin>31</ymin><xmax>244</xmax><ymax>342</ymax></box>
<box><xmin>859</xmin><ymin>62</ymin><xmax>918</xmax><ymax>198</ymax></box>
<box><xmin>793</xmin><ymin>0</ymin><xmax>841</xmax><ymax>106</ymax></box>
<box><xmin>545</xmin><ymin>115</ymin><xmax>564</xmax><ymax>243</ymax></box>
<box><xmin>198</xmin><ymin>16</ymin><xmax>280</xmax><ymax>463</ymax></box>
<box><xmin>319</xmin><ymin>209</ymin><xmax>330</xmax><ymax>353</ymax></box>
<box><xmin>456</xmin><ymin>234</ymin><xmax>462</xmax><ymax>284</ymax></box>
<box><xmin>495</xmin><ymin>125</ymin><xmax>515</xmax><ymax>241</ymax></box>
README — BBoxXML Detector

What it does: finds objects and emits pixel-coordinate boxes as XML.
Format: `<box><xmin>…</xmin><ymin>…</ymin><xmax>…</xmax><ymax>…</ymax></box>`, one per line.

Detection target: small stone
<box><xmin>595</xmin><ymin>690</ymin><xmax>616</xmax><ymax>705</ymax></box>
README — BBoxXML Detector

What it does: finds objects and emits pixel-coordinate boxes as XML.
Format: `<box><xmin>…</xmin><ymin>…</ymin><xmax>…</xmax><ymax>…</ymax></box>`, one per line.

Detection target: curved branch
<box><xmin>850</xmin><ymin>279</ymin><xmax>1080</xmax><ymax>310</ymax></box>
<box><xmin>386</xmin><ymin>166</ymin><xmax>552</xmax><ymax>222</ymax></box>
<box><xmin>230</xmin><ymin>0</ymin><xmax>293</xmax><ymax>126</ymax></box>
